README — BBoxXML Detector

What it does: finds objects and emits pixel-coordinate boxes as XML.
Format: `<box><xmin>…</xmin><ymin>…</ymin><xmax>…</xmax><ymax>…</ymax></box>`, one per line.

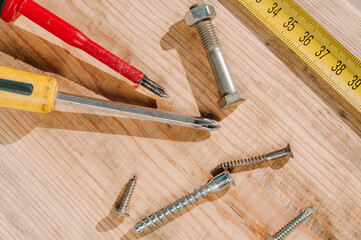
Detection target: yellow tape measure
<box><xmin>237</xmin><ymin>0</ymin><xmax>361</xmax><ymax>112</ymax></box>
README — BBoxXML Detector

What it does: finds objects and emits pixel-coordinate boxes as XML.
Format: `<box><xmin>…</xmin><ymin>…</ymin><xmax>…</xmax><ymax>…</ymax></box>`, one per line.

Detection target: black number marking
<box><xmin>331</xmin><ymin>61</ymin><xmax>346</xmax><ymax>75</ymax></box>
<box><xmin>255</xmin><ymin>0</ymin><xmax>262</xmax><ymax>3</ymax></box>
<box><xmin>267</xmin><ymin>3</ymin><xmax>282</xmax><ymax>17</ymax></box>
<box><xmin>283</xmin><ymin>17</ymin><xmax>298</xmax><ymax>31</ymax></box>
<box><xmin>299</xmin><ymin>31</ymin><xmax>314</xmax><ymax>46</ymax></box>
<box><xmin>315</xmin><ymin>46</ymin><xmax>331</xmax><ymax>59</ymax></box>
<box><xmin>348</xmin><ymin>75</ymin><xmax>361</xmax><ymax>90</ymax></box>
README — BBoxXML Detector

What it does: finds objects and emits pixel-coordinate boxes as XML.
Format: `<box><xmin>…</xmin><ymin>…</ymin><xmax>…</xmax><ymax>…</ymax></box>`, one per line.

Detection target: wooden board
<box><xmin>0</xmin><ymin>0</ymin><xmax>360</xmax><ymax>239</ymax></box>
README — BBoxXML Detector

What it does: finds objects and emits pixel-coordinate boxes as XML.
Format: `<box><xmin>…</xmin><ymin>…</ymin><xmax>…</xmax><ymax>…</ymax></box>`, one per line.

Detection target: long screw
<box><xmin>115</xmin><ymin>176</ymin><xmax>137</xmax><ymax>217</ymax></box>
<box><xmin>211</xmin><ymin>144</ymin><xmax>293</xmax><ymax>175</ymax></box>
<box><xmin>185</xmin><ymin>3</ymin><xmax>246</xmax><ymax>109</ymax></box>
<box><xmin>265</xmin><ymin>208</ymin><xmax>313</xmax><ymax>240</ymax></box>
<box><xmin>134</xmin><ymin>170</ymin><xmax>235</xmax><ymax>233</ymax></box>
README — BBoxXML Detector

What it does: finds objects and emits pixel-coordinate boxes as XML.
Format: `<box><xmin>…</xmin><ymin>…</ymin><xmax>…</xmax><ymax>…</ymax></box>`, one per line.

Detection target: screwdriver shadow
<box><xmin>0</xmin><ymin>21</ymin><xmax>155</xmax><ymax>109</ymax></box>
<box><xmin>0</xmin><ymin>22</ymin><xmax>212</xmax><ymax>142</ymax></box>
<box><xmin>218</xmin><ymin>0</ymin><xmax>361</xmax><ymax>138</ymax></box>
<box><xmin>0</xmin><ymin>109</ymin><xmax>211</xmax><ymax>144</ymax></box>
<box><xmin>119</xmin><ymin>188</ymin><xmax>229</xmax><ymax>239</ymax></box>
<box><xmin>160</xmin><ymin>20</ymin><xmax>240</xmax><ymax>122</ymax></box>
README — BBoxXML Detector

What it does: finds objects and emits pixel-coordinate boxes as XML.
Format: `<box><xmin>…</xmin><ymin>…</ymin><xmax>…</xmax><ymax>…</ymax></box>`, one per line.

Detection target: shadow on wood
<box><xmin>160</xmin><ymin>20</ymin><xmax>240</xmax><ymax>122</ymax></box>
<box><xmin>120</xmin><ymin>188</ymin><xmax>230</xmax><ymax>239</ymax></box>
<box><xmin>210</xmin><ymin>157</ymin><xmax>292</xmax><ymax>176</ymax></box>
<box><xmin>0</xmin><ymin>109</ymin><xmax>211</xmax><ymax>144</ymax></box>
<box><xmin>95</xmin><ymin>178</ymin><xmax>132</xmax><ymax>232</ymax></box>
<box><xmin>0</xmin><ymin>21</ymin><xmax>156</xmax><ymax>109</ymax></box>
<box><xmin>218</xmin><ymin>0</ymin><xmax>361</xmax><ymax>138</ymax></box>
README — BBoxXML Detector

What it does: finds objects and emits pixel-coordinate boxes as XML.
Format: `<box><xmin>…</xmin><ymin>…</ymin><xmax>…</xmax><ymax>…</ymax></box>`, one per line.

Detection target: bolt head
<box><xmin>184</xmin><ymin>4</ymin><xmax>216</xmax><ymax>26</ymax></box>
<box><xmin>115</xmin><ymin>210</ymin><xmax>129</xmax><ymax>218</ymax></box>
<box><xmin>218</xmin><ymin>91</ymin><xmax>247</xmax><ymax>109</ymax></box>
<box><xmin>265</xmin><ymin>234</ymin><xmax>275</xmax><ymax>240</ymax></box>
<box><xmin>207</xmin><ymin>170</ymin><xmax>235</xmax><ymax>193</ymax></box>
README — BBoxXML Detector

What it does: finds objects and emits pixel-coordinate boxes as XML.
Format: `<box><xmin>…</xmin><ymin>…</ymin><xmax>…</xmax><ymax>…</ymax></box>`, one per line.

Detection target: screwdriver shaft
<box><xmin>55</xmin><ymin>93</ymin><xmax>220</xmax><ymax>131</ymax></box>
<box><xmin>4</xmin><ymin>0</ymin><xmax>168</xmax><ymax>97</ymax></box>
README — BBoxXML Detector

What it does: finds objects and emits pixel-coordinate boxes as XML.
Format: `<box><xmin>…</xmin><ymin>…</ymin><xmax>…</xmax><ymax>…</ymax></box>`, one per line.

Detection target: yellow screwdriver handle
<box><xmin>0</xmin><ymin>66</ymin><xmax>58</xmax><ymax>113</ymax></box>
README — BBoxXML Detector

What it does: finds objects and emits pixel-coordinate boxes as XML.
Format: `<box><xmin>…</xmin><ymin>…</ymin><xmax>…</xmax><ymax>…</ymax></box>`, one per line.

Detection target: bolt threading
<box><xmin>135</xmin><ymin>171</ymin><xmax>234</xmax><ymax>233</ymax></box>
<box><xmin>115</xmin><ymin>176</ymin><xmax>137</xmax><ymax>217</ymax></box>
<box><xmin>266</xmin><ymin>208</ymin><xmax>313</xmax><ymax>240</ymax></box>
<box><xmin>212</xmin><ymin>144</ymin><xmax>293</xmax><ymax>175</ymax></box>
<box><xmin>196</xmin><ymin>21</ymin><xmax>220</xmax><ymax>51</ymax></box>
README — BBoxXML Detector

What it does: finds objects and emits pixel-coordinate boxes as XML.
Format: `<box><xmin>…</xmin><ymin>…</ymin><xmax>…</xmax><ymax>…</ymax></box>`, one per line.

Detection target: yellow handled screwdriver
<box><xmin>0</xmin><ymin>66</ymin><xmax>220</xmax><ymax>131</ymax></box>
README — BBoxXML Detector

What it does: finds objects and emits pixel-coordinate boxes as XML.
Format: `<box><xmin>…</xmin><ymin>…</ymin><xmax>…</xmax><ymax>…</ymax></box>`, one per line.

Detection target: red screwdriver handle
<box><xmin>0</xmin><ymin>0</ymin><xmax>145</xmax><ymax>84</ymax></box>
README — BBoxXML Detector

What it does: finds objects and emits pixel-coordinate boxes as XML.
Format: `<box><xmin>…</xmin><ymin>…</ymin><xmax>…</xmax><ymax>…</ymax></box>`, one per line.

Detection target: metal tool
<box><xmin>236</xmin><ymin>0</ymin><xmax>361</xmax><ymax>112</ymax></box>
<box><xmin>134</xmin><ymin>170</ymin><xmax>234</xmax><ymax>233</ymax></box>
<box><xmin>116</xmin><ymin>176</ymin><xmax>137</xmax><ymax>217</ymax></box>
<box><xmin>265</xmin><ymin>207</ymin><xmax>313</xmax><ymax>240</ymax></box>
<box><xmin>0</xmin><ymin>0</ymin><xmax>169</xmax><ymax>98</ymax></box>
<box><xmin>185</xmin><ymin>3</ymin><xmax>247</xmax><ymax>109</ymax></box>
<box><xmin>0</xmin><ymin>66</ymin><xmax>220</xmax><ymax>131</ymax></box>
<box><xmin>211</xmin><ymin>144</ymin><xmax>293</xmax><ymax>175</ymax></box>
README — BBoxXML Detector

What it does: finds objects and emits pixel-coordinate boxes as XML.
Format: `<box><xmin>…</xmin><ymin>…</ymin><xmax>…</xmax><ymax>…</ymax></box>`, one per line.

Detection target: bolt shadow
<box><xmin>218</xmin><ymin>0</ymin><xmax>361</xmax><ymax>138</ymax></box>
<box><xmin>95</xmin><ymin>179</ymin><xmax>132</xmax><ymax>232</ymax></box>
<box><xmin>160</xmin><ymin>20</ymin><xmax>242</xmax><ymax>122</ymax></box>
<box><xmin>120</xmin><ymin>186</ymin><xmax>230</xmax><ymax>239</ymax></box>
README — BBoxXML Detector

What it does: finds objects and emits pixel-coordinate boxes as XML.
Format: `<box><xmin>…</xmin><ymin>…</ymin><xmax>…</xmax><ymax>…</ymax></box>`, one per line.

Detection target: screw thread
<box><xmin>273</xmin><ymin>208</ymin><xmax>313</xmax><ymax>240</ymax></box>
<box><xmin>135</xmin><ymin>186</ymin><xmax>210</xmax><ymax>233</ymax></box>
<box><xmin>212</xmin><ymin>144</ymin><xmax>293</xmax><ymax>174</ymax></box>
<box><xmin>117</xmin><ymin>176</ymin><xmax>137</xmax><ymax>215</ymax></box>
<box><xmin>218</xmin><ymin>155</ymin><xmax>267</xmax><ymax>170</ymax></box>
<box><xmin>195</xmin><ymin>20</ymin><xmax>220</xmax><ymax>51</ymax></box>
<box><xmin>135</xmin><ymin>171</ymin><xmax>234</xmax><ymax>233</ymax></box>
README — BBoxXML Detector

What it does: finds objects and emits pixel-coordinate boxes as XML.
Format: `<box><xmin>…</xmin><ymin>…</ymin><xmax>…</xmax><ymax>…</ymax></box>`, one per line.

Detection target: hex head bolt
<box><xmin>184</xmin><ymin>3</ymin><xmax>247</xmax><ymax>109</ymax></box>
<box><xmin>265</xmin><ymin>208</ymin><xmax>313</xmax><ymax>240</ymax></box>
<box><xmin>212</xmin><ymin>144</ymin><xmax>293</xmax><ymax>175</ymax></box>
<box><xmin>115</xmin><ymin>176</ymin><xmax>137</xmax><ymax>217</ymax></box>
<box><xmin>134</xmin><ymin>170</ymin><xmax>235</xmax><ymax>233</ymax></box>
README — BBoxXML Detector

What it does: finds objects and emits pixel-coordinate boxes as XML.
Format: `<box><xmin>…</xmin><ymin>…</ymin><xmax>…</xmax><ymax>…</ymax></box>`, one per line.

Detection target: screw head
<box><xmin>184</xmin><ymin>3</ymin><xmax>216</xmax><ymax>26</ymax></box>
<box><xmin>265</xmin><ymin>234</ymin><xmax>275</xmax><ymax>240</ymax></box>
<box><xmin>115</xmin><ymin>210</ymin><xmax>129</xmax><ymax>218</ymax></box>
<box><xmin>218</xmin><ymin>91</ymin><xmax>247</xmax><ymax>109</ymax></box>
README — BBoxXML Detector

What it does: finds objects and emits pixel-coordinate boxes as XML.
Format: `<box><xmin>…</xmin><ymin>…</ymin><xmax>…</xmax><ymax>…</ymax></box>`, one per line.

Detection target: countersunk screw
<box><xmin>115</xmin><ymin>176</ymin><xmax>137</xmax><ymax>217</ymax></box>
<box><xmin>211</xmin><ymin>144</ymin><xmax>293</xmax><ymax>175</ymax></box>
<box><xmin>184</xmin><ymin>3</ymin><xmax>247</xmax><ymax>109</ymax></box>
<box><xmin>134</xmin><ymin>170</ymin><xmax>235</xmax><ymax>233</ymax></box>
<box><xmin>265</xmin><ymin>207</ymin><xmax>313</xmax><ymax>240</ymax></box>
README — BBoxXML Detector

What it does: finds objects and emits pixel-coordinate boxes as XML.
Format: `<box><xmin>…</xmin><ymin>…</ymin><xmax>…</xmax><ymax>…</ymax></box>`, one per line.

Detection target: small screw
<box><xmin>265</xmin><ymin>207</ymin><xmax>313</xmax><ymax>240</ymax></box>
<box><xmin>184</xmin><ymin>3</ymin><xmax>246</xmax><ymax>109</ymax></box>
<box><xmin>211</xmin><ymin>144</ymin><xmax>293</xmax><ymax>175</ymax></box>
<box><xmin>134</xmin><ymin>170</ymin><xmax>235</xmax><ymax>233</ymax></box>
<box><xmin>115</xmin><ymin>176</ymin><xmax>137</xmax><ymax>217</ymax></box>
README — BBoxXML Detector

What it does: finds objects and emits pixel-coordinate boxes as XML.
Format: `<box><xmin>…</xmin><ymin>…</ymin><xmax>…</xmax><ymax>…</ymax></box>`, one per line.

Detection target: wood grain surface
<box><xmin>0</xmin><ymin>0</ymin><xmax>360</xmax><ymax>239</ymax></box>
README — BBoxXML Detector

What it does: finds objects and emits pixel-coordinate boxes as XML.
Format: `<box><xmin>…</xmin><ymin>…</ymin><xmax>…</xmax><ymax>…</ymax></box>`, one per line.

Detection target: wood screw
<box><xmin>115</xmin><ymin>176</ymin><xmax>137</xmax><ymax>217</ymax></box>
<box><xmin>265</xmin><ymin>207</ymin><xmax>313</xmax><ymax>240</ymax></box>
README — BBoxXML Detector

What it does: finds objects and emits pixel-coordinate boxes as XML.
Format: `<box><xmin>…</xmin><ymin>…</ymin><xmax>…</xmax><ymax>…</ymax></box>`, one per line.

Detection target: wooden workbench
<box><xmin>0</xmin><ymin>0</ymin><xmax>360</xmax><ymax>239</ymax></box>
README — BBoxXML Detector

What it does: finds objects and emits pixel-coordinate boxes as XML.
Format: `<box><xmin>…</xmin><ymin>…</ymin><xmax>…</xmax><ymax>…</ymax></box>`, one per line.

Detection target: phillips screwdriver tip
<box><xmin>140</xmin><ymin>76</ymin><xmax>170</xmax><ymax>98</ymax></box>
<box><xmin>195</xmin><ymin>118</ymin><xmax>221</xmax><ymax>131</ymax></box>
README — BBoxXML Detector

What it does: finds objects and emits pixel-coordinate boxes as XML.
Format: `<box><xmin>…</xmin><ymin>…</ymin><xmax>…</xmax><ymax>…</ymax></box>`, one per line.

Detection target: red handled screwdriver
<box><xmin>0</xmin><ymin>0</ymin><xmax>169</xmax><ymax>98</ymax></box>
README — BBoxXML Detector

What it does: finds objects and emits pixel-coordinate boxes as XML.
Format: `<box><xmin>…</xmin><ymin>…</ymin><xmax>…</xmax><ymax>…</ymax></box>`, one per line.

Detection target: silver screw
<box><xmin>184</xmin><ymin>3</ymin><xmax>247</xmax><ymax>109</ymax></box>
<box><xmin>212</xmin><ymin>144</ymin><xmax>293</xmax><ymax>175</ymax></box>
<box><xmin>115</xmin><ymin>175</ymin><xmax>137</xmax><ymax>217</ymax></box>
<box><xmin>134</xmin><ymin>170</ymin><xmax>235</xmax><ymax>233</ymax></box>
<box><xmin>265</xmin><ymin>207</ymin><xmax>313</xmax><ymax>240</ymax></box>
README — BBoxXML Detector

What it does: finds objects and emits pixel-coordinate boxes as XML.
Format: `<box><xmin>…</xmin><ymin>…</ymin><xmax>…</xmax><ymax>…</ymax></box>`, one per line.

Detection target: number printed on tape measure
<box><xmin>239</xmin><ymin>0</ymin><xmax>361</xmax><ymax>111</ymax></box>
